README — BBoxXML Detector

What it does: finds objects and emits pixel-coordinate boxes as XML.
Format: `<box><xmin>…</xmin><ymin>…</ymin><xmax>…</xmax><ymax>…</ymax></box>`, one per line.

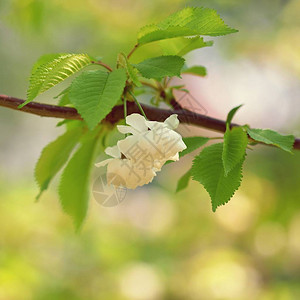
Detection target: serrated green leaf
<box><xmin>133</xmin><ymin>55</ymin><xmax>185</xmax><ymax>80</ymax></box>
<box><xmin>69</xmin><ymin>69</ymin><xmax>127</xmax><ymax>130</ymax></box>
<box><xmin>181</xmin><ymin>136</ymin><xmax>210</xmax><ymax>157</ymax></box>
<box><xmin>247</xmin><ymin>128</ymin><xmax>294</xmax><ymax>153</ymax></box>
<box><xmin>222</xmin><ymin>127</ymin><xmax>248</xmax><ymax>175</ymax></box>
<box><xmin>226</xmin><ymin>104</ymin><xmax>243</xmax><ymax>126</ymax></box>
<box><xmin>192</xmin><ymin>143</ymin><xmax>245</xmax><ymax>211</ymax></box>
<box><xmin>20</xmin><ymin>53</ymin><xmax>92</xmax><ymax>108</ymax></box>
<box><xmin>138</xmin><ymin>7</ymin><xmax>238</xmax><ymax>45</ymax></box>
<box><xmin>35</xmin><ymin>126</ymin><xmax>83</xmax><ymax>200</ymax></box>
<box><xmin>31</xmin><ymin>53</ymin><xmax>62</xmax><ymax>74</ymax></box>
<box><xmin>176</xmin><ymin>169</ymin><xmax>192</xmax><ymax>193</ymax></box>
<box><xmin>117</xmin><ymin>52</ymin><xmax>141</xmax><ymax>87</ymax></box>
<box><xmin>182</xmin><ymin>66</ymin><xmax>207</xmax><ymax>77</ymax></box>
<box><xmin>58</xmin><ymin>128</ymin><xmax>102</xmax><ymax>230</ymax></box>
<box><xmin>159</xmin><ymin>37</ymin><xmax>213</xmax><ymax>56</ymax></box>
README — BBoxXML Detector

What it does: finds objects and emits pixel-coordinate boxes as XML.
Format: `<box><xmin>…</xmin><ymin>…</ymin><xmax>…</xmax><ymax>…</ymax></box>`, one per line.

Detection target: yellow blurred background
<box><xmin>0</xmin><ymin>0</ymin><xmax>300</xmax><ymax>299</ymax></box>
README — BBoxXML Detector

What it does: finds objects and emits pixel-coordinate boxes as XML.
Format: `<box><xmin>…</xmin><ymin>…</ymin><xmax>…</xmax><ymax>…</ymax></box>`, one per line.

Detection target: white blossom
<box><xmin>118</xmin><ymin>114</ymin><xmax>186</xmax><ymax>168</ymax></box>
<box><xmin>95</xmin><ymin>145</ymin><xmax>156</xmax><ymax>189</ymax></box>
<box><xmin>96</xmin><ymin>113</ymin><xmax>186</xmax><ymax>189</ymax></box>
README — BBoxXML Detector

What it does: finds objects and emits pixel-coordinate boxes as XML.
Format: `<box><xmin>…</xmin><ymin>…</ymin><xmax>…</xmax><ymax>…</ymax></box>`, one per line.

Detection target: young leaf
<box><xmin>192</xmin><ymin>143</ymin><xmax>245</xmax><ymax>211</ymax></box>
<box><xmin>58</xmin><ymin>92</ymin><xmax>71</xmax><ymax>106</ymax></box>
<box><xmin>54</xmin><ymin>86</ymin><xmax>70</xmax><ymax>99</ymax></box>
<box><xmin>56</xmin><ymin>119</ymin><xmax>71</xmax><ymax>127</ymax></box>
<box><xmin>226</xmin><ymin>104</ymin><xmax>243</xmax><ymax>126</ymax></box>
<box><xmin>58</xmin><ymin>129</ymin><xmax>102</xmax><ymax>230</ymax></box>
<box><xmin>222</xmin><ymin>127</ymin><xmax>248</xmax><ymax>175</ymax></box>
<box><xmin>69</xmin><ymin>69</ymin><xmax>127</xmax><ymax>130</ymax></box>
<box><xmin>159</xmin><ymin>37</ymin><xmax>213</xmax><ymax>56</ymax></box>
<box><xmin>182</xmin><ymin>66</ymin><xmax>207</xmax><ymax>77</ymax></box>
<box><xmin>54</xmin><ymin>87</ymin><xmax>71</xmax><ymax>106</ymax></box>
<box><xmin>176</xmin><ymin>169</ymin><xmax>192</xmax><ymax>193</ymax></box>
<box><xmin>181</xmin><ymin>136</ymin><xmax>210</xmax><ymax>158</ymax></box>
<box><xmin>117</xmin><ymin>52</ymin><xmax>141</xmax><ymax>87</ymax></box>
<box><xmin>138</xmin><ymin>7</ymin><xmax>238</xmax><ymax>45</ymax></box>
<box><xmin>20</xmin><ymin>53</ymin><xmax>92</xmax><ymax>107</ymax></box>
<box><xmin>35</xmin><ymin>126</ymin><xmax>83</xmax><ymax>200</ymax></box>
<box><xmin>133</xmin><ymin>55</ymin><xmax>185</xmax><ymax>80</ymax></box>
<box><xmin>247</xmin><ymin>128</ymin><xmax>294</xmax><ymax>153</ymax></box>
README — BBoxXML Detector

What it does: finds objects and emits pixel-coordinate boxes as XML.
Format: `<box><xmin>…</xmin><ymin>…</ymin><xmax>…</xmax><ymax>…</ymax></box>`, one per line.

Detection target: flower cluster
<box><xmin>96</xmin><ymin>113</ymin><xmax>186</xmax><ymax>189</ymax></box>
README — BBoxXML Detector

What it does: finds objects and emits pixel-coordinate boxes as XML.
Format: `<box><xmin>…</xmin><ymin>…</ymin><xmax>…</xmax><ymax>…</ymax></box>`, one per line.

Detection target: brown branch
<box><xmin>0</xmin><ymin>95</ymin><xmax>82</xmax><ymax>119</ymax></box>
<box><xmin>0</xmin><ymin>94</ymin><xmax>299</xmax><ymax>150</ymax></box>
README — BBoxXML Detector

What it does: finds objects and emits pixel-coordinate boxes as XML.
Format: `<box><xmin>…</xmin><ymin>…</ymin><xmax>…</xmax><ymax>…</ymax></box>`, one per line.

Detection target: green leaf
<box><xmin>20</xmin><ymin>53</ymin><xmax>92</xmax><ymax>107</ymax></box>
<box><xmin>54</xmin><ymin>87</ymin><xmax>71</xmax><ymax>106</ymax></box>
<box><xmin>226</xmin><ymin>104</ymin><xmax>243</xmax><ymax>126</ymax></box>
<box><xmin>58</xmin><ymin>92</ymin><xmax>71</xmax><ymax>106</ymax></box>
<box><xmin>35</xmin><ymin>126</ymin><xmax>83</xmax><ymax>200</ymax></box>
<box><xmin>222</xmin><ymin>127</ymin><xmax>248</xmax><ymax>175</ymax></box>
<box><xmin>31</xmin><ymin>53</ymin><xmax>62</xmax><ymax>74</ymax></box>
<box><xmin>58</xmin><ymin>129</ymin><xmax>102</xmax><ymax>230</ymax></box>
<box><xmin>159</xmin><ymin>36</ymin><xmax>213</xmax><ymax>56</ymax></box>
<box><xmin>182</xmin><ymin>66</ymin><xmax>207</xmax><ymax>77</ymax></box>
<box><xmin>192</xmin><ymin>143</ymin><xmax>245</xmax><ymax>211</ymax></box>
<box><xmin>133</xmin><ymin>55</ymin><xmax>185</xmax><ymax>80</ymax></box>
<box><xmin>69</xmin><ymin>69</ymin><xmax>127</xmax><ymax>130</ymax></box>
<box><xmin>117</xmin><ymin>52</ymin><xmax>141</xmax><ymax>87</ymax></box>
<box><xmin>138</xmin><ymin>7</ymin><xmax>238</xmax><ymax>45</ymax></box>
<box><xmin>247</xmin><ymin>128</ymin><xmax>295</xmax><ymax>153</ymax></box>
<box><xmin>176</xmin><ymin>169</ymin><xmax>192</xmax><ymax>193</ymax></box>
<box><xmin>181</xmin><ymin>136</ymin><xmax>210</xmax><ymax>158</ymax></box>
<box><xmin>54</xmin><ymin>86</ymin><xmax>70</xmax><ymax>99</ymax></box>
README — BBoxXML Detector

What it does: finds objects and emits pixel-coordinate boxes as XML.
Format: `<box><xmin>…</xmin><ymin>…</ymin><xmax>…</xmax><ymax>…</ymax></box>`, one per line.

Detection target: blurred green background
<box><xmin>0</xmin><ymin>0</ymin><xmax>300</xmax><ymax>299</ymax></box>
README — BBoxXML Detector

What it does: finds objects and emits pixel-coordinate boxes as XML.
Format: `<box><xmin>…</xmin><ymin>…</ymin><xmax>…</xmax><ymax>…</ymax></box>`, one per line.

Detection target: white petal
<box><xmin>117</xmin><ymin>125</ymin><xmax>140</xmax><ymax>135</ymax></box>
<box><xmin>107</xmin><ymin>158</ymin><xmax>156</xmax><ymax>189</ymax></box>
<box><xmin>144</xmin><ymin>120</ymin><xmax>166</xmax><ymax>131</ymax></box>
<box><xmin>169</xmin><ymin>152</ymin><xmax>179</xmax><ymax>161</ymax></box>
<box><xmin>95</xmin><ymin>158</ymin><xmax>114</xmax><ymax>167</ymax></box>
<box><xmin>105</xmin><ymin>145</ymin><xmax>121</xmax><ymax>158</ymax></box>
<box><xmin>164</xmin><ymin>114</ymin><xmax>179</xmax><ymax>129</ymax></box>
<box><xmin>117</xmin><ymin>135</ymin><xmax>140</xmax><ymax>159</ymax></box>
<box><xmin>144</xmin><ymin>120</ymin><xmax>157</xmax><ymax>130</ymax></box>
<box><xmin>126</xmin><ymin>113</ymin><xmax>148</xmax><ymax>132</ymax></box>
<box><xmin>148</xmin><ymin>129</ymin><xmax>185</xmax><ymax>159</ymax></box>
<box><xmin>152</xmin><ymin>159</ymin><xmax>166</xmax><ymax>171</ymax></box>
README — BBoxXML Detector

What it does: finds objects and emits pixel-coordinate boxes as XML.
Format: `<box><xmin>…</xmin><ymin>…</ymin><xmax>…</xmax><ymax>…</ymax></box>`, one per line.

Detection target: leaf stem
<box><xmin>128</xmin><ymin>91</ymin><xmax>148</xmax><ymax>120</ymax></box>
<box><xmin>127</xmin><ymin>44</ymin><xmax>139</xmax><ymax>59</ymax></box>
<box><xmin>140</xmin><ymin>80</ymin><xmax>159</xmax><ymax>90</ymax></box>
<box><xmin>123</xmin><ymin>97</ymin><xmax>129</xmax><ymax>137</ymax></box>
<box><xmin>163</xmin><ymin>77</ymin><xmax>168</xmax><ymax>88</ymax></box>
<box><xmin>123</xmin><ymin>97</ymin><xmax>127</xmax><ymax>120</ymax></box>
<box><xmin>91</xmin><ymin>61</ymin><xmax>113</xmax><ymax>72</ymax></box>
